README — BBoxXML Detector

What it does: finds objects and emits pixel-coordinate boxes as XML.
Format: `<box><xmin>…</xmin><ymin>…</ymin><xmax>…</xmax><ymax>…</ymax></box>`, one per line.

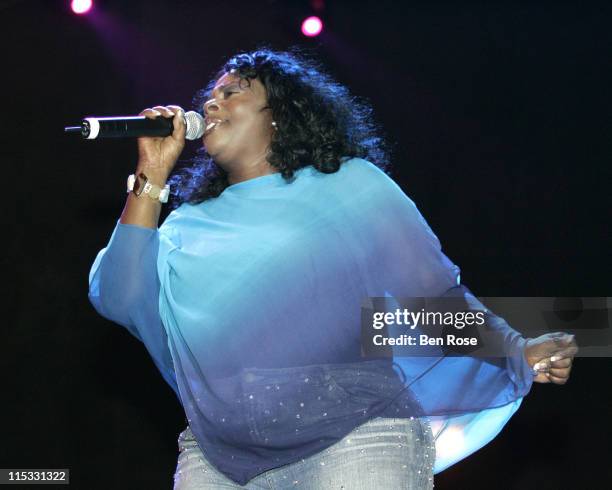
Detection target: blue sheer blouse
<box><xmin>89</xmin><ymin>158</ymin><xmax>533</xmax><ymax>485</ymax></box>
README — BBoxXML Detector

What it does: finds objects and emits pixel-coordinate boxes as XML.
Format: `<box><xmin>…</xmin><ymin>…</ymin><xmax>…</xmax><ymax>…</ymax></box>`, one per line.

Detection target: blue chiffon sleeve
<box><xmin>88</xmin><ymin>221</ymin><xmax>179</xmax><ymax>398</ymax></box>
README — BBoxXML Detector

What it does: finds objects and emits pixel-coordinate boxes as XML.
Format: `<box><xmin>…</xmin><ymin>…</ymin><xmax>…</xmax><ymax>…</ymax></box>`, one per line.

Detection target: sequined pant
<box><xmin>173</xmin><ymin>416</ymin><xmax>435</xmax><ymax>489</ymax></box>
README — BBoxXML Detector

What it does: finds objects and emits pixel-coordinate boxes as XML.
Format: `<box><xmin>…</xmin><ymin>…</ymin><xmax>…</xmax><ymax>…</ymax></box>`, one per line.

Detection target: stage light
<box><xmin>301</xmin><ymin>16</ymin><xmax>323</xmax><ymax>37</ymax></box>
<box><xmin>71</xmin><ymin>0</ymin><xmax>93</xmax><ymax>15</ymax></box>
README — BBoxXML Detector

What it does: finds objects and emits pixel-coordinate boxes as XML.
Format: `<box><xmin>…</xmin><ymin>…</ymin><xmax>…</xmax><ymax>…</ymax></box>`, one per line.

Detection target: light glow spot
<box><xmin>71</xmin><ymin>0</ymin><xmax>93</xmax><ymax>14</ymax></box>
<box><xmin>301</xmin><ymin>16</ymin><xmax>323</xmax><ymax>37</ymax></box>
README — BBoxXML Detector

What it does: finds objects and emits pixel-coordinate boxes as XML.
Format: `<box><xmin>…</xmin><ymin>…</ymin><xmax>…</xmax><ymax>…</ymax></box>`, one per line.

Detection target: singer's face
<box><xmin>202</xmin><ymin>72</ymin><xmax>274</xmax><ymax>166</ymax></box>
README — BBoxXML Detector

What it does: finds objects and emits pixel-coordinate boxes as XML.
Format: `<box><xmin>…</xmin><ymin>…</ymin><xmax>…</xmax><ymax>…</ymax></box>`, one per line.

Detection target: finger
<box><xmin>550</xmin><ymin>346</ymin><xmax>579</xmax><ymax>361</ymax></box>
<box><xmin>166</xmin><ymin>104</ymin><xmax>184</xmax><ymax>114</ymax></box>
<box><xmin>167</xmin><ymin>105</ymin><xmax>186</xmax><ymax>140</ymax></box>
<box><xmin>140</xmin><ymin>108</ymin><xmax>162</xmax><ymax>119</ymax></box>
<box><xmin>152</xmin><ymin>105</ymin><xmax>175</xmax><ymax>117</ymax></box>
<box><xmin>547</xmin><ymin>373</ymin><xmax>568</xmax><ymax>385</ymax></box>
<box><xmin>167</xmin><ymin>105</ymin><xmax>185</xmax><ymax>126</ymax></box>
<box><xmin>549</xmin><ymin>357</ymin><xmax>572</xmax><ymax>368</ymax></box>
<box><xmin>553</xmin><ymin>333</ymin><xmax>575</xmax><ymax>346</ymax></box>
<box><xmin>533</xmin><ymin>355</ymin><xmax>572</xmax><ymax>372</ymax></box>
<box><xmin>549</xmin><ymin>366</ymin><xmax>571</xmax><ymax>378</ymax></box>
<box><xmin>533</xmin><ymin>359</ymin><xmax>552</xmax><ymax>372</ymax></box>
<box><xmin>533</xmin><ymin>372</ymin><xmax>551</xmax><ymax>384</ymax></box>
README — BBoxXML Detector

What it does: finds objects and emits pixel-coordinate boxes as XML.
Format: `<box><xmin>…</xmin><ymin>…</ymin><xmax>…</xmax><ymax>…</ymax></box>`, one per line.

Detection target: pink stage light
<box><xmin>301</xmin><ymin>16</ymin><xmax>323</xmax><ymax>37</ymax></box>
<box><xmin>71</xmin><ymin>0</ymin><xmax>93</xmax><ymax>15</ymax></box>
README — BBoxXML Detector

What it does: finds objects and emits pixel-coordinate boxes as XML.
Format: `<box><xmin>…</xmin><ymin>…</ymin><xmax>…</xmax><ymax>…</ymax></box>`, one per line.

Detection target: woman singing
<box><xmin>88</xmin><ymin>49</ymin><xmax>577</xmax><ymax>489</ymax></box>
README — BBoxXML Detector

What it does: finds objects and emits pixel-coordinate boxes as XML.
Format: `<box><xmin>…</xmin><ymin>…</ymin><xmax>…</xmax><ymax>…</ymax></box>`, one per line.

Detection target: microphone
<box><xmin>64</xmin><ymin>111</ymin><xmax>205</xmax><ymax>140</ymax></box>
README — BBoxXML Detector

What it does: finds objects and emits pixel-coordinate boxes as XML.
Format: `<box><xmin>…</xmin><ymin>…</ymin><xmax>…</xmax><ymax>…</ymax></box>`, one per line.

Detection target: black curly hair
<box><xmin>167</xmin><ymin>47</ymin><xmax>392</xmax><ymax>208</ymax></box>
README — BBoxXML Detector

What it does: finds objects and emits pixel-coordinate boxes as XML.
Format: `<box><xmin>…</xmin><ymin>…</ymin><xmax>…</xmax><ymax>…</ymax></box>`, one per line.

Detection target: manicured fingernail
<box><xmin>533</xmin><ymin>362</ymin><xmax>543</xmax><ymax>371</ymax></box>
<box><xmin>550</xmin><ymin>356</ymin><xmax>561</xmax><ymax>362</ymax></box>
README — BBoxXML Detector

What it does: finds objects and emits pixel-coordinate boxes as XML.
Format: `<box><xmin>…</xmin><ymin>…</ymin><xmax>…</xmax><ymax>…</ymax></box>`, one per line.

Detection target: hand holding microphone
<box><xmin>66</xmin><ymin>105</ymin><xmax>204</xmax><ymax>226</ymax></box>
<box><xmin>64</xmin><ymin>105</ymin><xmax>204</xmax><ymax>177</ymax></box>
<box><xmin>136</xmin><ymin>105</ymin><xmax>189</xmax><ymax>178</ymax></box>
<box><xmin>118</xmin><ymin>105</ymin><xmax>191</xmax><ymax>227</ymax></box>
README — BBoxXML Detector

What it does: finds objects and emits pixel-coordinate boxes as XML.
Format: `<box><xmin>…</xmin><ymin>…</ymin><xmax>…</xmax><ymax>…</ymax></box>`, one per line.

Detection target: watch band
<box><xmin>127</xmin><ymin>173</ymin><xmax>170</xmax><ymax>203</ymax></box>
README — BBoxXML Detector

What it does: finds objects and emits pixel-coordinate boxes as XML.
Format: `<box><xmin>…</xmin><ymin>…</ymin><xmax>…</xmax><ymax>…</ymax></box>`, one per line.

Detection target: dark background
<box><xmin>2</xmin><ymin>0</ymin><xmax>610</xmax><ymax>488</ymax></box>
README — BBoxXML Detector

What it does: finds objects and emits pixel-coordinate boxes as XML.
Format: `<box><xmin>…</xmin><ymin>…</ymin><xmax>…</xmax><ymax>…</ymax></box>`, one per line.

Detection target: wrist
<box><xmin>135</xmin><ymin>162</ymin><xmax>171</xmax><ymax>184</ymax></box>
<box><xmin>128</xmin><ymin>172</ymin><xmax>171</xmax><ymax>203</ymax></box>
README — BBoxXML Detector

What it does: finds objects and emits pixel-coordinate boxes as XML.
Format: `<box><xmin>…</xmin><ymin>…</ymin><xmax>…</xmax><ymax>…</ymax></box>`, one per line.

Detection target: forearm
<box><xmin>441</xmin><ymin>284</ymin><xmax>533</xmax><ymax>390</ymax></box>
<box><xmin>440</xmin><ymin>284</ymin><xmax>525</xmax><ymax>353</ymax></box>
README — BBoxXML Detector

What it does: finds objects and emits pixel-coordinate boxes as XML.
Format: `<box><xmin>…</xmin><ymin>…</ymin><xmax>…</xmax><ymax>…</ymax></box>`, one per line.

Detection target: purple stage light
<box><xmin>301</xmin><ymin>16</ymin><xmax>323</xmax><ymax>37</ymax></box>
<box><xmin>71</xmin><ymin>0</ymin><xmax>93</xmax><ymax>15</ymax></box>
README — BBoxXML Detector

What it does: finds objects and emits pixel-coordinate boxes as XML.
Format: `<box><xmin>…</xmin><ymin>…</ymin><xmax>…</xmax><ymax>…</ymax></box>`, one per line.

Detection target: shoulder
<box><xmin>309</xmin><ymin>157</ymin><xmax>398</xmax><ymax>193</ymax></box>
<box><xmin>332</xmin><ymin>158</ymin><xmax>430</xmax><ymax>227</ymax></box>
<box><xmin>336</xmin><ymin>157</ymin><xmax>393</xmax><ymax>183</ymax></box>
<box><xmin>322</xmin><ymin>157</ymin><xmax>410</xmax><ymax>205</ymax></box>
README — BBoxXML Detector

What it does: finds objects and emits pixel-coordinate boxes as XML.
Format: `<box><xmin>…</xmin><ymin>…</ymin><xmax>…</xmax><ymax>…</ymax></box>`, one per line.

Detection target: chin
<box><xmin>203</xmin><ymin>138</ymin><xmax>218</xmax><ymax>157</ymax></box>
<box><xmin>203</xmin><ymin>131</ymin><xmax>225</xmax><ymax>155</ymax></box>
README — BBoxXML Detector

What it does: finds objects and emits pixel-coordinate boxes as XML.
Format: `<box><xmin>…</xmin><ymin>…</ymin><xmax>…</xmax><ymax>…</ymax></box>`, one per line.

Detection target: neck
<box><xmin>223</xmin><ymin>150</ymin><xmax>278</xmax><ymax>185</ymax></box>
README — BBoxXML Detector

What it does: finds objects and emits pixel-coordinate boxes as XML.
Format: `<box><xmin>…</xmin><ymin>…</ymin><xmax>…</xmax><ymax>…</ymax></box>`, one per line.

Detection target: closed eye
<box><xmin>224</xmin><ymin>91</ymin><xmax>239</xmax><ymax>98</ymax></box>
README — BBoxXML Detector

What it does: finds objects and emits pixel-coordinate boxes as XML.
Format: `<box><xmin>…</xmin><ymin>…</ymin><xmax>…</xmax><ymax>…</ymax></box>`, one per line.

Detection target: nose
<box><xmin>204</xmin><ymin>99</ymin><xmax>220</xmax><ymax>115</ymax></box>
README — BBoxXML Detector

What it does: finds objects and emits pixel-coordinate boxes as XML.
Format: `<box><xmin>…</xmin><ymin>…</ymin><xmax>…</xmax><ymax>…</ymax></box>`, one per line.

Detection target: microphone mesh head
<box><xmin>184</xmin><ymin>111</ymin><xmax>205</xmax><ymax>140</ymax></box>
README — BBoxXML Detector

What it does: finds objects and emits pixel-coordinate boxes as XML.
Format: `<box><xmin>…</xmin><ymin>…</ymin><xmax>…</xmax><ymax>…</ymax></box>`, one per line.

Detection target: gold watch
<box><xmin>127</xmin><ymin>173</ymin><xmax>170</xmax><ymax>203</ymax></box>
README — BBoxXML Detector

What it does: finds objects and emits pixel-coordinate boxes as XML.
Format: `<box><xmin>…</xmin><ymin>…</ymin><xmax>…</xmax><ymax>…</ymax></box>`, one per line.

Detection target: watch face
<box><xmin>149</xmin><ymin>186</ymin><xmax>161</xmax><ymax>199</ymax></box>
<box><xmin>133</xmin><ymin>173</ymin><xmax>147</xmax><ymax>196</ymax></box>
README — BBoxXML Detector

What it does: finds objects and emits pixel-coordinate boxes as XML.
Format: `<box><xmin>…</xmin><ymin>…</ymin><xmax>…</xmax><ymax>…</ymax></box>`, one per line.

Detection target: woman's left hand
<box><xmin>524</xmin><ymin>332</ymin><xmax>578</xmax><ymax>384</ymax></box>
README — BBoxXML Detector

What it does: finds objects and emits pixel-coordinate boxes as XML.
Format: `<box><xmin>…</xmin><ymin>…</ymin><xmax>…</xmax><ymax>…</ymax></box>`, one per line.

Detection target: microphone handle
<box><xmin>81</xmin><ymin>116</ymin><xmax>173</xmax><ymax>139</ymax></box>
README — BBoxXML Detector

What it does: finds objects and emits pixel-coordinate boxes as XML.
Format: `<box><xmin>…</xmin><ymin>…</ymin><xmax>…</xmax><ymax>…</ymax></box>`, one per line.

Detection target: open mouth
<box><xmin>203</xmin><ymin>119</ymin><xmax>227</xmax><ymax>137</ymax></box>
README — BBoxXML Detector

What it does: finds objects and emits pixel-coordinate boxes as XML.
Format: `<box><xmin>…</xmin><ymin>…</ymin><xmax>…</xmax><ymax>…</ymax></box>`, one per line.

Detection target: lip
<box><xmin>205</xmin><ymin>116</ymin><xmax>225</xmax><ymax>125</ymax></box>
<box><xmin>203</xmin><ymin>118</ymin><xmax>227</xmax><ymax>137</ymax></box>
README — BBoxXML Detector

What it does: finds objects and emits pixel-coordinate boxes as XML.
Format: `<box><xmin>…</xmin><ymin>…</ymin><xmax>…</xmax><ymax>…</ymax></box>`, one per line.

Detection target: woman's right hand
<box><xmin>136</xmin><ymin>105</ymin><xmax>186</xmax><ymax>181</ymax></box>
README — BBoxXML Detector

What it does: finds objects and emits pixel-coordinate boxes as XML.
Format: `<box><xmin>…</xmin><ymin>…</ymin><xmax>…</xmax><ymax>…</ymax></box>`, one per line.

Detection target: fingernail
<box><xmin>533</xmin><ymin>362</ymin><xmax>544</xmax><ymax>371</ymax></box>
<box><xmin>550</xmin><ymin>356</ymin><xmax>561</xmax><ymax>362</ymax></box>
<box><xmin>168</xmin><ymin>111</ymin><xmax>175</xmax><ymax>116</ymax></box>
